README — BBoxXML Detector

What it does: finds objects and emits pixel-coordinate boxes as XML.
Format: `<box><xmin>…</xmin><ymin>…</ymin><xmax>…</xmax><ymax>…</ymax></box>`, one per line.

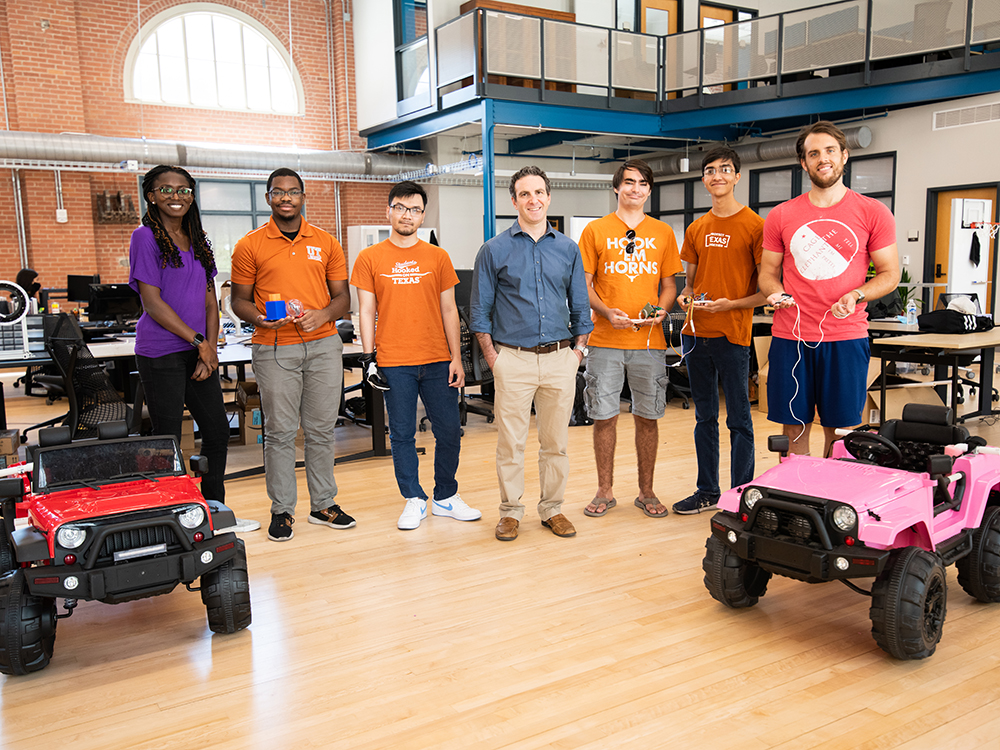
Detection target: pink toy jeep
<box><xmin>703</xmin><ymin>403</ymin><xmax>1000</xmax><ymax>660</ymax></box>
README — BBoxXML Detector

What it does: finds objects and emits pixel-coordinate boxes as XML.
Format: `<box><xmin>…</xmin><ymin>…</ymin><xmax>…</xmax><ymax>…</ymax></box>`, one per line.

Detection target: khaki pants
<box><xmin>492</xmin><ymin>345</ymin><xmax>579</xmax><ymax>521</ymax></box>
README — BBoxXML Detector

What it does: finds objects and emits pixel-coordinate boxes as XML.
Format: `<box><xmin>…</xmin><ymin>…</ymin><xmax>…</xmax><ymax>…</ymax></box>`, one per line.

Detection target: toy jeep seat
<box><xmin>878</xmin><ymin>404</ymin><xmax>969</xmax><ymax>474</ymax></box>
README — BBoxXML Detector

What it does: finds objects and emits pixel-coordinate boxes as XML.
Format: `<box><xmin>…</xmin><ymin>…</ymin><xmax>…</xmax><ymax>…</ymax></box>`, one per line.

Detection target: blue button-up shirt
<box><xmin>470</xmin><ymin>220</ymin><xmax>593</xmax><ymax>347</ymax></box>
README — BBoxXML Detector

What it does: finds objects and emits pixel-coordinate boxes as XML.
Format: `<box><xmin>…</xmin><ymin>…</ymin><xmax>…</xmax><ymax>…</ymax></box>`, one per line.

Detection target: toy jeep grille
<box><xmin>750</xmin><ymin>496</ymin><xmax>826</xmax><ymax>549</ymax></box>
<box><xmin>98</xmin><ymin>525</ymin><xmax>182</xmax><ymax>564</ymax></box>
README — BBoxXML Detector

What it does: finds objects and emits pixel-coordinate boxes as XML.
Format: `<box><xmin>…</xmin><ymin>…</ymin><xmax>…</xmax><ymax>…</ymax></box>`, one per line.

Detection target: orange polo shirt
<box><xmin>231</xmin><ymin>217</ymin><xmax>348</xmax><ymax>346</ymax></box>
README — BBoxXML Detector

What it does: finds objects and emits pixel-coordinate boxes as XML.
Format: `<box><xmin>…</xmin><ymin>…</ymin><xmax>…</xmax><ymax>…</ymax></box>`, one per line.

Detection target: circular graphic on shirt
<box><xmin>789</xmin><ymin>219</ymin><xmax>860</xmax><ymax>281</ymax></box>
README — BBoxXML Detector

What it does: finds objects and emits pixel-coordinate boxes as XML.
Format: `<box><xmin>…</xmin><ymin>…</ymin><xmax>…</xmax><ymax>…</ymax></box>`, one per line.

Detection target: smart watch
<box><xmin>191</xmin><ymin>332</ymin><xmax>206</xmax><ymax>348</ymax></box>
<box><xmin>853</xmin><ymin>289</ymin><xmax>866</xmax><ymax>302</ymax></box>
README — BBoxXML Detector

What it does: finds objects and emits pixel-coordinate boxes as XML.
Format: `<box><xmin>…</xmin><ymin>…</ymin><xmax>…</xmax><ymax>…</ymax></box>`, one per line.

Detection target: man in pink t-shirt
<box><xmin>760</xmin><ymin>121</ymin><xmax>900</xmax><ymax>457</ymax></box>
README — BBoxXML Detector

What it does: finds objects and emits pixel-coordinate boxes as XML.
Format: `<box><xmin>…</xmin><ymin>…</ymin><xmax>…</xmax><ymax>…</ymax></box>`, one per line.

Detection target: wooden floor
<box><xmin>2</xmin><ymin>372</ymin><xmax>1000</xmax><ymax>749</ymax></box>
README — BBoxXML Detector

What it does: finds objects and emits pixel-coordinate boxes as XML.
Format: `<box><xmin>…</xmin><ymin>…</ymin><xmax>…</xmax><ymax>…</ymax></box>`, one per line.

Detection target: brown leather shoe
<box><xmin>495</xmin><ymin>517</ymin><xmax>519</xmax><ymax>541</ymax></box>
<box><xmin>542</xmin><ymin>513</ymin><xmax>577</xmax><ymax>537</ymax></box>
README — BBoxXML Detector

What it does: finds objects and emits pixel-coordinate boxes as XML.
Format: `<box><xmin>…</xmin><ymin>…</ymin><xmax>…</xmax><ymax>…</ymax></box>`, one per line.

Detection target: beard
<box><xmin>807</xmin><ymin>160</ymin><xmax>845</xmax><ymax>190</ymax></box>
<box><xmin>394</xmin><ymin>224</ymin><xmax>418</xmax><ymax>237</ymax></box>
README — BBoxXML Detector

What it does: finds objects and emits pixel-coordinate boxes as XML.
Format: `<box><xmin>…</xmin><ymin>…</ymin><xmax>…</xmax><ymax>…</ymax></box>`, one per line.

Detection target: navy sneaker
<box><xmin>672</xmin><ymin>492</ymin><xmax>721</xmax><ymax>515</ymax></box>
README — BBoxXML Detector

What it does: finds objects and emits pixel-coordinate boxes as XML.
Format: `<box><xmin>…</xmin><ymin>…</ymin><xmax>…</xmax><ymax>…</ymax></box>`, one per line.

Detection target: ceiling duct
<box><xmin>649</xmin><ymin>126</ymin><xmax>873</xmax><ymax>176</ymax></box>
<box><xmin>0</xmin><ymin>131</ymin><xmax>427</xmax><ymax>175</ymax></box>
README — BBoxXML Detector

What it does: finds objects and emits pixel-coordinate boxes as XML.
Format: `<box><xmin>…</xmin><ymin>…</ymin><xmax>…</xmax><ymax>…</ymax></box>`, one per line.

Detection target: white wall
<box><xmin>353</xmin><ymin>0</ymin><xmax>398</xmax><ymax>133</ymax></box>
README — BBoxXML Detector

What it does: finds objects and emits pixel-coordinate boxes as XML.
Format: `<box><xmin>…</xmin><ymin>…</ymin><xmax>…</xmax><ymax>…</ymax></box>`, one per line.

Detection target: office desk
<box><xmin>870</xmin><ymin>329</ymin><xmax>1000</xmax><ymax>423</ymax></box>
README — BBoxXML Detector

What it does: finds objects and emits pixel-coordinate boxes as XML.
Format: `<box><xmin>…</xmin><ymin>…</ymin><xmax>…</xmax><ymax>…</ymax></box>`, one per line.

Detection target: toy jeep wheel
<box><xmin>201</xmin><ymin>539</ymin><xmax>251</xmax><ymax>634</ymax></box>
<box><xmin>703</xmin><ymin>535</ymin><xmax>771</xmax><ymax>608</ymax></box>
<box><xmin>0</xmin><ymin>570</ymin><xmax>57</xmax><ymax>675</ymax></box>
<box><xmin>956</xmin><ymin>506</ymin><xmax>1000</xmax><ymax>602</ymax></box>
<box><xmin>870</xmin><ymin>547</ymin><xmax>946</xmax><ymax>660</ymax></box>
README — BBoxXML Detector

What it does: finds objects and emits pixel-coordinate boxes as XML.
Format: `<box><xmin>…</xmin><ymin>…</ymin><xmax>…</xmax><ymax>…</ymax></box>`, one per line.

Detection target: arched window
<box><xmin>125</xmin><ymin>4</ymin><xmax>303</xmax><ymax>114</ymax></box>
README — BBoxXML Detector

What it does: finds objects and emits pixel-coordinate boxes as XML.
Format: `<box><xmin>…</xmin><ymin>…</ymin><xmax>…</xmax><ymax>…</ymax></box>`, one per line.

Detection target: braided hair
<box><xmin>141</xmin><ymin>165</ymin><xmax>216</xmax><ymax>288</ymax></box>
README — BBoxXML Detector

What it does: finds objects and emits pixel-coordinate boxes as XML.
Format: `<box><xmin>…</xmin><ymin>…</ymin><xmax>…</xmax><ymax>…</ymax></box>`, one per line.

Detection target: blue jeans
<box><xmin>682</xmin><ymin>335</ymin><xmax>754</xmax><ymax>496</ymax></box>
<box><xmin>136</xmin><ymin>349</ymin><xmax>229</xmax><ymax>503</ymax></box>
<box><xmin>382</xmin><ymin>361</ymin><xmax>461</xmax><ymax>501</ymax></box>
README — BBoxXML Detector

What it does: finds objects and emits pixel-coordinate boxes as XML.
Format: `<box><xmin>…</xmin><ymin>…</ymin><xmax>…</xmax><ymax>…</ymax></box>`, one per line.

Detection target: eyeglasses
<box><xmin>703</xmin><ymin>165</ymin><xmax>735</xmax><ymax>176</ymax></box>
<box><xmin>269</xmin><ymin>189</ymin><xmax>303</xmax><ymax>199</ymax></box>
<box><xmin>155</xmin><ymin>186</ymin><xmax>193</xmax><ymax>197</ymax></box>
<box><xmin>624</xmin><ymin>229</ymin><xmax>636</xmax><ymax>255</ymax></box>
<box><xmin>389</xmin><ymin>204</ymin><xmax>425</xmax><ymax>217</ymax></box>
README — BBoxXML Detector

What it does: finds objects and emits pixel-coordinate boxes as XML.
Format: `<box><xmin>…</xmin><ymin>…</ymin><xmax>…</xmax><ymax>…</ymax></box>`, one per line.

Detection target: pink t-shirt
<box><xmin>763</xmin><ymin>190</ymin><xmax>896</xmax><ymax>341</ymax></box>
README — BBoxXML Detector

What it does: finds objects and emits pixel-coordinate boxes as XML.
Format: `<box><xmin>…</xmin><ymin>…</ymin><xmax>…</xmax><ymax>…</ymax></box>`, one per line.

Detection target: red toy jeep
<box><xmin>0</xmin><ymin>422</ymin><xmax>251</xmax><ymax>676</ymax></box>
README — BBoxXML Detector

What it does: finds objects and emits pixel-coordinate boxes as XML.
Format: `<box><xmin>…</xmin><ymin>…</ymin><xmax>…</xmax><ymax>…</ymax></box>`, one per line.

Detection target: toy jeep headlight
<box><xmin>743</xmin><ymin>488</ymin><xmax>763</xmax><ymax>511</ymax></box>
<box><xmin>177</xmin><ymin>505</ymin><xmax>206</xmax><ymax>529</ymax></box>
<box><xmin>57</xmin><ymin>525</ymin><xmax>87</xmax><ymax>549</ymax></box>
<box><xmin>831</xmin><ymin>505</ymin><xmax>858</xmax><ymax>532</ymax></box>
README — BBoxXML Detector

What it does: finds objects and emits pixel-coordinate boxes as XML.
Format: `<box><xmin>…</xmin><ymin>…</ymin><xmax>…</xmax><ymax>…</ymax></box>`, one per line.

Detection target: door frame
<box><xmin>923</xmin><ymin>182</ymin><xmax>1000</xmax><ymax>313</ymax></box>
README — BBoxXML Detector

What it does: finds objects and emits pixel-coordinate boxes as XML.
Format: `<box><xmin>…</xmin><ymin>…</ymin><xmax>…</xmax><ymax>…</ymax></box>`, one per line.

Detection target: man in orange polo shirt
<box><xmin>351</xmin><ymin>181</ymin><xmax>480</xmax><ymax>531</ymax></box>
<box><xmin>230</xmin><ymin>167</ymin><xmax>355</xmax><ymax>542</ymax></box>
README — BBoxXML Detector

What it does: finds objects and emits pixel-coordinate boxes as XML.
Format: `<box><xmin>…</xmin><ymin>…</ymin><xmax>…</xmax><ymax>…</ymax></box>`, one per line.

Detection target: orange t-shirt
<box><xmin>231</xmin><ymin>217</ymin><xmax>348</xmax><ymax>346</ymax></box>
<box><xmin>579</xmin><ymin>213</ymin><xmax>682</xmax><ymax>349</ymax></box>
<box><xmin>680</xmin><ymin>206</ymin><xmax>764</xmax><ymax>347</ymax></box>
<box><xmin>350</xmin><ymin>239</ymin><xmax>459</xmax><ymax>367</ymax></box>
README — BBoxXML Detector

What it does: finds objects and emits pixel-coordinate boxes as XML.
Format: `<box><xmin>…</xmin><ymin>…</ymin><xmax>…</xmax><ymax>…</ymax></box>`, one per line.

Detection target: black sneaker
<box><xmin>308</xmin><ymin>504</ymin><xmax>357</xmax><ymax>529</ymax></box>
<box><xmin>672</xmin><ymin>492</ymin><xmax>721</xmax><ymax>515</ymax></box>
<box><xmin>268</xmin><ymin>512</ymin><xmax>295</xmax><ymax>541</ymax></box>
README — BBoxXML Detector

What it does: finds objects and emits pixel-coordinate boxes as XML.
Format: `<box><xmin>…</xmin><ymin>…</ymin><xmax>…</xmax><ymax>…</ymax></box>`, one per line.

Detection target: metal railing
<box><xmin>432</xmin><ymin>0</ymin><xmax>1000</xmax><ymax>109</ymax></box>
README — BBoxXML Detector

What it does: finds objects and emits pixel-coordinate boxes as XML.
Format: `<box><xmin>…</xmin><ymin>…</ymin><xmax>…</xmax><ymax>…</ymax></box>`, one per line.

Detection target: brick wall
<box><xmin>0</xmin><ymin>0</ymin><xmax>388</xmax><ymax>287</ymax></box>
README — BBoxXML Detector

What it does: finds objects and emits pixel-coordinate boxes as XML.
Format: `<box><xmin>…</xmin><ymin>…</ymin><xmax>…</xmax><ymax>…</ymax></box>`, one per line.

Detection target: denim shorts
<box><xmin>584</xmin><ymin>346</ymin><xmax>668</xmax><ymax>421</ymax></box>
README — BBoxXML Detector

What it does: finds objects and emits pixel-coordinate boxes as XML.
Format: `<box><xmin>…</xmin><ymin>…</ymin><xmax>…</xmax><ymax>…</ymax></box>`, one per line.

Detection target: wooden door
<box><xmin>640</xmin><ymin>0</ymin><xmax>678</xmax><ymax>35</ymax></box>
<box><xmin>701</xmin><ymin>4</ymin><xmax>735</xmax><ymax>93</ymax></box>
<box><xmin>933</xmin><ymin>186</ymin><xmax>997</xmax><ymax>313</ymax></box>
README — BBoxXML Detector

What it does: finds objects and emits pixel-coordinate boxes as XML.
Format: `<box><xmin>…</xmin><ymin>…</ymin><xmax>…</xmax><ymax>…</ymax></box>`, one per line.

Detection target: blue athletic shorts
<box><xmin>766</xmin><ymin>336</ymin><xmax>869</xmax><ymax>428</ymax></box>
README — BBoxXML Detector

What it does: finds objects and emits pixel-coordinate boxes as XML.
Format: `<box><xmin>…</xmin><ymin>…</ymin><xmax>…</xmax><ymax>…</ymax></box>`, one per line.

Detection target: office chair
<box><xmin>43</xmin><ymin>313</ymin><xmax>143</xmax><ymax>440</ymax></box>
<box><xmin>936</xmin><ymin>293</ymin><xmax>982</xmax><ymax>315</ymax></box>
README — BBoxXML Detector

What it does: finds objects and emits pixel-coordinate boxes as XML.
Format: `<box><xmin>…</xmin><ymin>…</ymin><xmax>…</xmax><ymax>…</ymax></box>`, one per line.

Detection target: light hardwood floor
<box><xmin>1</xmin><ymin>371</ymin><xmax>999</xmax><ymax>750</ymax></box>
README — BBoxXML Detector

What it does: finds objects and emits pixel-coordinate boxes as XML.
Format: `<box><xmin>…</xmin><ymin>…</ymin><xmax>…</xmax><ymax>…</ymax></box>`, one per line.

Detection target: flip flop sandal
<box><xmin>583</xmin><ymin>497</ymin><xmax>616</xmax><ymax>517</ymax></box>
<box><xmin>634</xmin><ymin>496</ymin><xmax>668</xmax><ymax>518</ymax></box>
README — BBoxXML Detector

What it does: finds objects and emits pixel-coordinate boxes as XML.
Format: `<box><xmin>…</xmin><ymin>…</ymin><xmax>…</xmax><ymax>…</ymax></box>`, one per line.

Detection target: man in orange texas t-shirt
<box><xmin>579</xmin><ymin>159</ymin><xmax>683</xmax><ymax>520</ymax></box>
<box><xmin>673</xmin><ymin>146</ymin><xmax>765</xmax><ymax>516</ymax></box>
<box><xmin>351</xmin><ymin>181</ymin><xmax>481</xmax><ymax>531</ymax></box>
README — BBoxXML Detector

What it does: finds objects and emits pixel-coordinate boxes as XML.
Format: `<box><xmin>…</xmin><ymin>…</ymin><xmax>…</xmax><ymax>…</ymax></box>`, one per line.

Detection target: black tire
<box><xmin>957</xmin><ymin>506</ymin><xmax>1000</xmax><ymax>603</ymax></box>
<box><xmin>702</xmin><ymin>535</ymin><xmax>771</xmax><ymax>608</ymax></box>
<box><xmin>201</xmin><ymin>540</ymin><xmax>251</xmax><ymax>634</ymax></box>
<box><xmin>0</xmin><ymin>569</ymin><xmax>57</xmax><ymax>675</ymax></box>
<box><xmin>870</xmin><ymin>547</ymin><xmax>947</xmax><ymax>660</ymax></box>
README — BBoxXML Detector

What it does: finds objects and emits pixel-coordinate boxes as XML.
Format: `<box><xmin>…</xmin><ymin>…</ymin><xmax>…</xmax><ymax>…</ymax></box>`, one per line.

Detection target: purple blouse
<box><xmin>128</xmin><ymin>225</ymin><xmax>216</xmax><ymax>358</ymax></box>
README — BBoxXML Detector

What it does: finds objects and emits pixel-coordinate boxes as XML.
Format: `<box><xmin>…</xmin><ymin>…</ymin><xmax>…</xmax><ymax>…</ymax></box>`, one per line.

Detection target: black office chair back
<box><xmin>936</xmin><ymin>293</ymin><xmax>982</xmax><ymax>315</ymax></box>
<box><xmin>45</xmin><ymin>313</ymin><xmax>130</xmax><ymax>439</ymax></box>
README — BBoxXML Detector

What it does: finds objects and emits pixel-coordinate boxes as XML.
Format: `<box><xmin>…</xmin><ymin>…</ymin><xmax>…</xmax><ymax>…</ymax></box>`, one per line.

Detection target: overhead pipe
<box><xmin>0</xmin><ymin>131</ymin><xmax>427</xmax><ymax>176</ymax></box>
<box><xmin>649</xmin><ymin>126</ymin><xmax>873</xmax><ymax>176</ymax></box>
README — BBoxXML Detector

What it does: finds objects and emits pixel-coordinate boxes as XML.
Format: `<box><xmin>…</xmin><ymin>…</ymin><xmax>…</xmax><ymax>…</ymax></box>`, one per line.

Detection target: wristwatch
<box><xmin>853</xmin><ymin>289</ymin><xmax>866</xmax><ymax>302</ymax></box>
<box><xmin>191</xmin><ymin>332</ymin><xmax>206</xmax><ymax>348</ymax></box>
<box><xmin>574</xmin><ymin>345</ymin><xmax>589</xmax><ymax>357</ymax></box>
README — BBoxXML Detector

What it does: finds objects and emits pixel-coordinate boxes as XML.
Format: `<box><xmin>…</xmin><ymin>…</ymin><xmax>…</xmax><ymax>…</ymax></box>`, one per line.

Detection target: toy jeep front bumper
<box><xmin>709</xmin><ymin>511</ymin><xmax>893</xmax><ymax>583</ymax></box>
<box><xmin>22</xmin><ymin>532</ymin><xmax>240</xmax><ymax>604</ymax></box>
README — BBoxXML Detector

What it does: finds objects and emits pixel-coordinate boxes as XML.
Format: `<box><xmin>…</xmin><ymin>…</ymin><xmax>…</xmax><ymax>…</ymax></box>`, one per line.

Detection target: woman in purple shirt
<box><xmin>129</xmin><ymin>165</ymin><xmax>240</xmax><ymax>521</ymax></box>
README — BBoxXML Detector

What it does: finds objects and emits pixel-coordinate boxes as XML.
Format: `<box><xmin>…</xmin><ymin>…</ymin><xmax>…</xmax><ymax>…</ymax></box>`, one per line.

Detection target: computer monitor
<box><xmin>88</xmin><ymin>283</ymin><xmax>142</xmax><ymax>323</ymax></box>
<box><xmin>454</xmin><ymin>269</ymin><xmax>474</xmax><ymax>310</ymax></box>
<box><xmin>67</xmin><ymin>274</ymin><xmax>100</xmax><ymax>303</ymax></box>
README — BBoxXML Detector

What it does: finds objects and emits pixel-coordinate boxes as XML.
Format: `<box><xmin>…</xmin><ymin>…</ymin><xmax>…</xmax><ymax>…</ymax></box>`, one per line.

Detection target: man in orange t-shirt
<box><xmin>579</xmin><ymin>159</ymin><xmax>682</xmax><ymax>519</ymax></box>
<box><xmin>673</xmin><ymin>147</ymin><xmax>765</xmax><ymax>516</ymax></box>
<box><xmin>351</xmin><ymin>181</ymin><xmax>480</xmax><ymax>531</ymax></box>
<box><xmin>230</xmin><ymin>168</ymin><xmax>354</xmax><ymax>542</ymax></box>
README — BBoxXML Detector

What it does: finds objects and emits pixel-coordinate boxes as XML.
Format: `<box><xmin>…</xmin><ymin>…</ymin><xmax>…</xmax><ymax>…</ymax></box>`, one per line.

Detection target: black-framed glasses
<box><xmin>155</xmin><ymin>186</ymin><xmax>193</xmax><ymax>197</ymax></box>
<box><xmin>624</xmin><ymin>229</ymin><xmax>636</xmax><ymax>255</ymax></box>
<box><xmin>269</xmin><ymin>189</ymin><xmax>303</xmax><ymax>199</ymax></box>
<box><xmin>389</xmin><ymin>204</ymin><xmax>424</xmax><ymax>217</ymax></box>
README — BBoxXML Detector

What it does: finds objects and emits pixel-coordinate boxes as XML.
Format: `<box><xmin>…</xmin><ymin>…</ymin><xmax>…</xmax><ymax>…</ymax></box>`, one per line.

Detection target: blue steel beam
<box><xmin>482</xmin><ymin>99</ymin><xmax>496</xmax><ymax>242</ymax></box>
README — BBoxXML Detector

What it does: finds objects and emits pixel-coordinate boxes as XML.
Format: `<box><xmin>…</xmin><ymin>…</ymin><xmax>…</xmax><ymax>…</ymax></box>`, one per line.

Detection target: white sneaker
<box><xmin>216</xmin><ymin>517</ymin><xmax>261</xmax><ymax>534</ymax></box>
<box><xmin>432</xmin><ymin>493</ymin><xmax>482</xmax><ymax>522</ymax></box>
<box><xmin>397</xmin><ymin>498</ymin><xmax>427</xmax><ymax>530</ymax></box>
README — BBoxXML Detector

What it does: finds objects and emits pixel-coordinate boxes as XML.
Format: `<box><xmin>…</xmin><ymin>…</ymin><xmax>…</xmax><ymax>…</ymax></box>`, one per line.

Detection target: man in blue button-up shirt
<box><xmin>471</xmin><ymin>166</ymin><xmax>594</xmax><ymax>542</ymax></box>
